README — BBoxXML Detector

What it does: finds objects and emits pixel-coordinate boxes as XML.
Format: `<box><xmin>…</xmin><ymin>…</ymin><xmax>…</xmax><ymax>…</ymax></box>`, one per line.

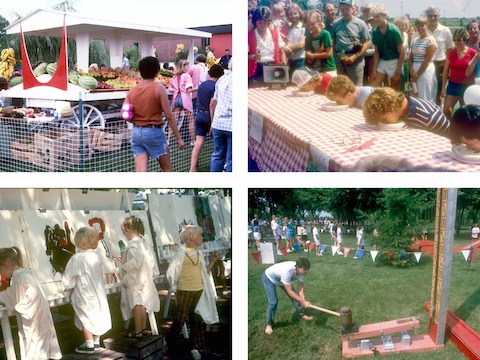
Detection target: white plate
<box><xmin>373</xmin><ymin>122</ymin><xmax>406</xmax><ymax>131</ymax></box>
<box><xmin>452</xmin><ymin>145</ymin><xmax>480</xmax><ymax>164</ymax></box>
<box><xmin>320</xmin><ymin>102</ymin><xmax>349</xmax><ymax>112</ymax></box>
<box><xmin>287</xmin><ymin>88</ymin><xmax>314</xmax><ymax>97</ymax></box>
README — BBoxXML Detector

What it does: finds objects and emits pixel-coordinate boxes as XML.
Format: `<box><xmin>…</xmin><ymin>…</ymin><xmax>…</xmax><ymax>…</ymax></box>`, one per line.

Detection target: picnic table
<box><xmin>248</xmin><ymin>86</ymin><xmax>480</xmax><ymax>172</ymax></box>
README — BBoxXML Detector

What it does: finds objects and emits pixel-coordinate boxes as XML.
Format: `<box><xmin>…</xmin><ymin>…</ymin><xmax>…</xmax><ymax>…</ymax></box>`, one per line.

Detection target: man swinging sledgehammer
<box><xmin>262</xmin><ymin>258</ymin><xmax>313</xmax><ymax>335</ymax></box>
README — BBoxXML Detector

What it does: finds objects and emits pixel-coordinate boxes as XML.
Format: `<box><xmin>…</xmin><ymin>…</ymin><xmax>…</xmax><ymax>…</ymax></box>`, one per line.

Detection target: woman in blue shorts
<box><xmin>123</xmin><ymin>56</ymin><xmax>184</xmax><ymax>172</ymax></box>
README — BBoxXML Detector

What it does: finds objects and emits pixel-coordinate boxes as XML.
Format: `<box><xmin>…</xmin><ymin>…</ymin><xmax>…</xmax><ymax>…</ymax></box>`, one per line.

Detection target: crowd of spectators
<box><xmin>248</xmin><ymin>1</ymin><xmax>480</xmax><ymax>160</ymax></box>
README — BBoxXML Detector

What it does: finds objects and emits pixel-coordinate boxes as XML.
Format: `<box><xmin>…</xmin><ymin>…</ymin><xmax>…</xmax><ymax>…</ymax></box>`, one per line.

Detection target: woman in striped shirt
<box><xmin>409</xmin><ymin>16</ymin><xmax>437</xmax><ymax>102</ymax></box>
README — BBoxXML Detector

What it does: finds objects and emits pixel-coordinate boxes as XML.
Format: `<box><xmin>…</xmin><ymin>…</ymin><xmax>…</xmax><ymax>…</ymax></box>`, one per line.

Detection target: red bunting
<box><xmin>308</xmin><ymin>242</ymin><xmax>315</xmax><ymax>252</ymax></box>
<box><xmin>344</xmin><ymin>248</ymin><xmax>351</xmax><ymax>257</ymax></box>
<box><xmin>281</xmin><ymin>247</ymin><xmax>288</xmax><ymax>258</ymax></box>
<box><xmin>386</xmin><ymin>251</ymin><xmax>393</xmax><ymax>260</ymax></box>
<box><xmin>251</xmin><ymin>251</ymin><xmax>260</xmax><ymax>265</ymax></box>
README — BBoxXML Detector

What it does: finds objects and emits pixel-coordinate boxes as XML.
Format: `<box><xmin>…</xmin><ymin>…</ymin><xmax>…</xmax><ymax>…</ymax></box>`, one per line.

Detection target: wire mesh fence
<box><xmin>0</xmin><ymin>113</ymin><xmax>213</xmax><ymax>172</ymax></box>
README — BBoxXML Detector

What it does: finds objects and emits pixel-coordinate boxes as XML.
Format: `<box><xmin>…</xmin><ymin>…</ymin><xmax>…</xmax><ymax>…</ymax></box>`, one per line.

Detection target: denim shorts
<box><xmin>447</xmin><ymin>81</ymin><xmax>473</xmax><ymax>97</ymax></box>
<box><xmin>131</xmin><ymin>125</ymin><xmax>168</xmax><ymax>159</ymax></box>
<box><xmin>195</xmin><ymin>112</ymin><xmax>211</xmax><ymax>137</ymax></box>
<box><xmin>174</xmin><ymin>95</ymin><xmax>183</xmax><ymax>108</ymax></box>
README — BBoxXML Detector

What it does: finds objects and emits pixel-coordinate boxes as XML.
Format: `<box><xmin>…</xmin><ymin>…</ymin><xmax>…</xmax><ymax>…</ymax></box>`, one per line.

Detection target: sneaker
<box><xmin>222</xmin><ymin>290</ymin><xmax>231</xmax><ymax>296</ymax></box>
<box><xmin>277</xmin><ymin>251</ymin><xmax>282</xmax><ymax>255</ymax></box>
<box><xmin>319</xmin><ymin>253</ymin><xmax>323</xmax><ymax>256</ymax></box>
<box><xmin>287</xmin><ymin>249</ymin><xmax>292</xmax><ymax>253</ymax></box>
<box><xmin>94</xmin><ymin>344</ymin><xmax>101</xmax><ymax>350</ymax></box>
<box><xmin>302</xmin><ymin>315</ymin><xmax>314</xmax><ymax>321</ymax></box>
<box><xmin>191</xmin><ymin>349</ymin><xmax>202</xmax><ymax>360</ymax></box>
<box><xmin>304</xmin><ymin>249</ymin><xmax>308</xmax><ymax>252</ymax></box>
<box><xmin>75</xmin><ymin>343</ymin><xmax>95</xmax><ymax>355</ymax></box>
<box><xmin>337</xmin><ymin>251</ymin><xmax>344</xmax><ymax>255</ymax></box>
<box><xmin>353</xmin><ymin>256</ymin><xmax>358</xmax><ymax>259</ymax></box>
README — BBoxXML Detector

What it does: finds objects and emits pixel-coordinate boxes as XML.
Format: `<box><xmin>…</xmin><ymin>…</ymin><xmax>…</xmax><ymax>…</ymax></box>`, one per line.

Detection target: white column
<box><xmin>75</xmin><ymin>33</ymin><xmax>90</xmax><ymax>72</ymax></box>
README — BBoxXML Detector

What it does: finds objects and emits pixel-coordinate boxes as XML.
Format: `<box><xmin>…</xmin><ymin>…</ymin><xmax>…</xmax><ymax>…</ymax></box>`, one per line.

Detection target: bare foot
<box><xmin>302</xmin><ymin>315</ymin><xmax>313</xmax><ymax>321</ymax></box>
<box><xmin>265</xmin><ymin>325</ymin><xmax>273</xmax><ymax>335</ymax></box>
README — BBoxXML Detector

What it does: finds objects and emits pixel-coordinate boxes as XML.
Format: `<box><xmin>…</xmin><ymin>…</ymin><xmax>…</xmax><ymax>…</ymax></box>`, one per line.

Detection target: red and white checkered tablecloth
<box><xmin>248</xmin><ymin>86</ymin><xmax>480</xmax><ymax>172</ymax></box>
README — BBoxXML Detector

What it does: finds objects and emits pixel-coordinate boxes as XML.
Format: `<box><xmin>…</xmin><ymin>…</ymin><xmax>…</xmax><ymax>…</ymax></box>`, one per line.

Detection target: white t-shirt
<box><xmin>337</xmin><ymin>227</ymin><xmax>343</xmax><ymax>242</ymax></box>
<box><xmin>265</xmin><ymin>261</ymin><xmax>305</xmax><ymax>286</ymax></box>
<box><xmin>254</xmin><ymin>28</ymin><xmax>285</xmax><ymax>63</ymax></box>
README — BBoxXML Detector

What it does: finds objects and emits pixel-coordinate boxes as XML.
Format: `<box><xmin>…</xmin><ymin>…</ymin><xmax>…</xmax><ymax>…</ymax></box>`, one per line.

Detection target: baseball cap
<box><xmin>291</xmin><ymin>66</ymin><xmax>319</xmax><ymax>88</ymax></box>
<box><xmin>339</xmin><ymin>0</ymin><xmax>353</xmax><ymax>6</ymax></box>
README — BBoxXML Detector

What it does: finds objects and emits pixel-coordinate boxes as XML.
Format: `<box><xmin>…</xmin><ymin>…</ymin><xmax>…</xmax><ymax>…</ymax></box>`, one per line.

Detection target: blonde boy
<box><xmin>325</xmin><ymin>75</ymin><xmax>374</xmax><ymax>108</ymax></box>
<box><xmin>362</xmin><ymin>87</ymin><xmax>450</xmax><ymax>137</ymax></box>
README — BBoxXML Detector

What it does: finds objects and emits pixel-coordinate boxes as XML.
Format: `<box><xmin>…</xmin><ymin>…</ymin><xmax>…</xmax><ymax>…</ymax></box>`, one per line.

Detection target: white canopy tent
<box><xmin>5</xmin><ymin>8</ymin><xmax>211</xmax><ymax>71</ymax></box>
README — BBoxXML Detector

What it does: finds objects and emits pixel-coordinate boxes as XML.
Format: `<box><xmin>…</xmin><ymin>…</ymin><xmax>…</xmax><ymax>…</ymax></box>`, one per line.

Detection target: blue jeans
<box><xmin>210</xmin><ymin>128</ymin><xmax>232</xmax><ymax>172</ymax></box>
<box><xmin>262</xmin><ymin>273</ymin><xmax>304</xmax><ymax>326</ymax></box>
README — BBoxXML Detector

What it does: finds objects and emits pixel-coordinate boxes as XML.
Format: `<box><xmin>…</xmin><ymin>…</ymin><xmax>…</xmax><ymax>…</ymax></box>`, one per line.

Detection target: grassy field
<box><xmin>248</xmin><ymin>230</ymin><xmax>480</xmax><ymax>360</ymax></box>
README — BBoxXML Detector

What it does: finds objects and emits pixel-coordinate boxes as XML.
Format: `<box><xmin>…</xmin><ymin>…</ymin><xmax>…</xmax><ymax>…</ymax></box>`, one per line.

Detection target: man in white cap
<box><xmin>291</xmin><ymin>66</ymin><xmax>333</xmax><ymax>94</ymax></box>
<box><xmin>332</xmin><ymin>0</ymin><xmax>371</xmax><ymax>85</ymax></box>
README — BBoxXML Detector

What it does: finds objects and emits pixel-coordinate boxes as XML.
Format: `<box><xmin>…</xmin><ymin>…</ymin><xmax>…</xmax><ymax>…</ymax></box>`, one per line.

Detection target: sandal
<box><xmin>126</xmin><ymin>331</ymin><xmax>144</xmax><ymax>338</ymax></box>
<box><xmin>142</xmin><ymin>329</ymin><xmax>152</xmax><ymax>336</ymax></box>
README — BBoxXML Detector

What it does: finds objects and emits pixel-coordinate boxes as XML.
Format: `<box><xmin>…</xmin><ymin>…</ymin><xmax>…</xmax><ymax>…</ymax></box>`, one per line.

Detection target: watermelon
<box><xmin>8</xmin><ymin>76</ymin><xmax>23</xmax><ymax>87</ymax></box>
<box><xmin>68</xmin><ymin>69</ymin><xmax>80</xmax><ymax>84</ymax></box>
<box><xmin>46</xmin><ymin>63</ymin><xmax>57</xmax><ymax>76</ymax></box>
<box><xmin>33</xmin><ymin>62</ymin><xmax>48</xmax><ymax>77</ymax></box>
<box><xmin>78</xmin><ymin>75</ymin><xmax>98</xmax><ymax>90</ymax></box>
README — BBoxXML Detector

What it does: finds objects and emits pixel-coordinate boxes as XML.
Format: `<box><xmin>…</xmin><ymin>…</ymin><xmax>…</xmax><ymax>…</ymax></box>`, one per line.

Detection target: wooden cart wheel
<box><xmin>64</xmin><ymin>103</ymin><xmax>105</xmax><ymax>129</ymax></box>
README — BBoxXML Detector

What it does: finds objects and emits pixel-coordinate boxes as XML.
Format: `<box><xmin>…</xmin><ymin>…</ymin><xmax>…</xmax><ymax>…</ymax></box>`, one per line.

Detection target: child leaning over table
<box><xmin>449</xmin><ymin>104</ymin><xmax>480</xmax><ymax>152</ymax></box>
<box><xmin>166</xmin><ymin>225</ymin><xmax>220</xmax><ymax>360</ymax></box>
<box><xmin>325</xmin><ymin>74</ymin><xmax>374</xmax><ymax>108</ymax></box>
<box><xmin>363</xmin><ymin>87</ymin><xmax>450</xmax><ymax>138</ymax></box>
<box><xmin>291</xmin><ymin>66</ymin><xmax>333</xmax><ymax>94</ymax></box>
<box><xmin>0</xmin><ymin>247</ymin><xmax>62</xmax><ymax>360</ymax></box>
<box><xmin>62</xmin><ymin>227</ymin><xmax>112</xmax><ymax>354</ymax></box>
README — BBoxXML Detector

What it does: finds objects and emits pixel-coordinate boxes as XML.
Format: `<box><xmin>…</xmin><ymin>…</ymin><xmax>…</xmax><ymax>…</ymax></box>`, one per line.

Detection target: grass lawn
<box><xmin>248</xmin><ymin>230</ymin><xmax>480</xmax><ymax>360</ymax></box>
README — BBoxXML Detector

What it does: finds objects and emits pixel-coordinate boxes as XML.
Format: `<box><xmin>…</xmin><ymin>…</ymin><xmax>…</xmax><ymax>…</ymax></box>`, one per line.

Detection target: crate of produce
<box><xmin>90</xmin><ymin>129</ymin><xmax>124</xmax><ymax>152</ymax></box>
<box><xmin>33</xmin><ymin>129</ymin><xmax>92</xmax><ymax>171</ymax></box>
<box><xmin>11</xmin><ymin>136</ymin><xmax>35</xmax><ymax>163</ymax></box>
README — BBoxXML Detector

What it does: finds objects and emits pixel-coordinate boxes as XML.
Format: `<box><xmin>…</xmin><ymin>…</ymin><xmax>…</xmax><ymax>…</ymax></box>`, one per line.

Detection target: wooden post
<box><xmin>430</xmin><ymin>188</ymin><xmax>456</xmax><ymax>345</ymax></box>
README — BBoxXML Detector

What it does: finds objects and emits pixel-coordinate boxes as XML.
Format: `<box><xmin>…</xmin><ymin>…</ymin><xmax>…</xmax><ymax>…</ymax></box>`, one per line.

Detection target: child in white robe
<box><xmin>166</xmin><ymin>225</ymin><xmax>220</xmax><ymax>360</ymax></box>
<box><xmin>63</xmin><ymin>227</ymin><xmax>112</xmax><ymax>354</ymax></box>
<box><xmin>0</xmin><ymin>246</ymin><xmax>61</xmax><ymax>360</ymax></box>
<box><xmin>120</xmin><ymin>216</ymin><xmax>160</xmax><ymax>338</ymax></box>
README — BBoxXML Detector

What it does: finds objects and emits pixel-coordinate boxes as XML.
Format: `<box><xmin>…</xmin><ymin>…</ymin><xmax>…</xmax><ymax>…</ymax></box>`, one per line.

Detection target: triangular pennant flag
<box><xmin>462</xmin><ymin>250</ymin><xmax>470</xmax><ymax>262</ymax></box>
<box><xmin>371</xmin><ymin>250</ymin><xmax>378</xmax><ymax>262</ymax></box>
<box><xmin>331</xmin><ymin>246</ymin><xmax>338</xmax><ymax>256</ymax></box>
<box><xmin>293</xmin><ymin>244</ymin><xmax>301</xmax><ymax>254</ymax></box>
<box><xmin>251</xmin><ymin>251</ymin><xmax>260</xmax><ymax>265</ymax></box>
<box><xmin>357</xmin><ymin>249</ymin><xmax>364</xmax><ymax>259</ymax></box>
<box><xmin>386</xmin><ymin>251</ymin><xmax>393</xmax><ymax>260</ymax></box>
<box><xmin>281</xmin><ymin>247</ymin><xmax>288</xmax><ymax>258</ymax></box>
<box><xmin>414</xmin><ymin>252</ymin><xmax>422</xmax><ymax>263</ymax></box>
<box><xmin>308</xmin><ymin>242</ymin><xmax>315</xmax><ymax>252</ymax></box>
<box><xmin>344</xmin><ymin>248</ymin><xmax>351</xmax><ymax>257</ymax></box>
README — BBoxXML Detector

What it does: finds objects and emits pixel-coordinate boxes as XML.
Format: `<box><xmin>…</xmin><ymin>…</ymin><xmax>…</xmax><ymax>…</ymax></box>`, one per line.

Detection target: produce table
<box><xmin>248</xmin><ymin>86</ymin><xmax>480</xmax><ymax>172</ymax></box>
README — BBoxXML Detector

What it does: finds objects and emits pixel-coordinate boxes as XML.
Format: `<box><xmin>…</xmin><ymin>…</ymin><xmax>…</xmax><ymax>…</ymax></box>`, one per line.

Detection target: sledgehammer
<box><xmin>309</xmin><ymin>305</ymin><xmax>355</xmax><ymax>333</ymax></box>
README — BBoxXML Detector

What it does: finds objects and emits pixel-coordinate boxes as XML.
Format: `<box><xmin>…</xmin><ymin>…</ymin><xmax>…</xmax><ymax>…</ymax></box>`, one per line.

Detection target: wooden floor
<box><xmin>0</xmin><ymin>284</ymin><xmax>231</xmax><ymax>360</ymax></box>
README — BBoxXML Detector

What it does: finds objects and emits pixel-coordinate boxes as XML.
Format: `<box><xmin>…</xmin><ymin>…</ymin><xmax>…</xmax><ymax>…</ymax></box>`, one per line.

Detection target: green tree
<box><xmin>359</xmin><ymin>189</ymin><xmax>435</xmax><ymax>251</ymax></box>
